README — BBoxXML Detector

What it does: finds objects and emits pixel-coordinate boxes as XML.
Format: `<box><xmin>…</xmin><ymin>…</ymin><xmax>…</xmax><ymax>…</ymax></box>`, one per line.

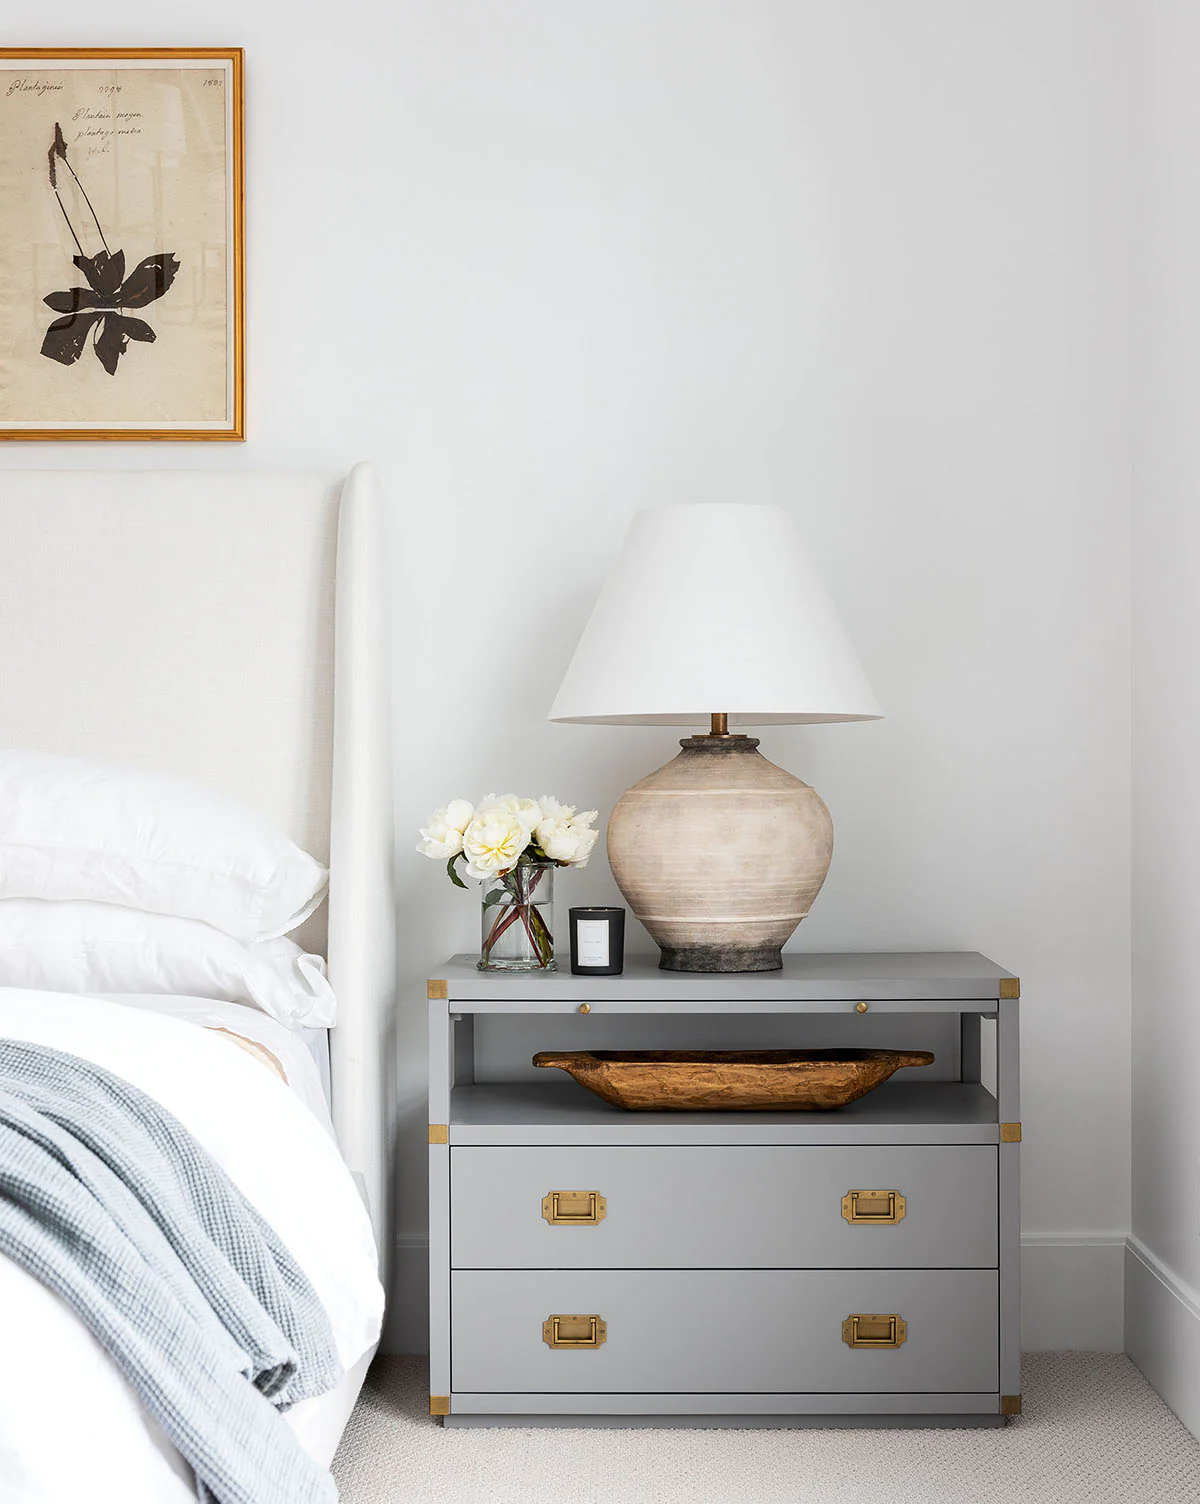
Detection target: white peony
<box><xmin>476</xmin><ymin>793</ymin><xmax>542</xmax><ymax>838</ymax></box>
<box><xmin>419</xmin><ymin>790</ymin><xmax>599</xmax><ymax>886</ymax></box>
<box><xmin>462</xmin><ymin>806</ymin><xmax>529</xmax><ymax>879</ymax></box>
<box><xmin>416</xmin><ymin>799</ymin><xmax>475</xmax><ymax>860</ymax></box>
<box><xmin>535</xmin><ymin>806</ymin><xmax>599</xmax><ymax>867</ymax></box>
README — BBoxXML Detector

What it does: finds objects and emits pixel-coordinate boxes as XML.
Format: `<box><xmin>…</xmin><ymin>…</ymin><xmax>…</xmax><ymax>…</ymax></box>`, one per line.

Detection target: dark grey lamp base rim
<box><xmin>657</xmin><ymin>943</ymin><xmax>784</xmax><ymax>974</ymax></box>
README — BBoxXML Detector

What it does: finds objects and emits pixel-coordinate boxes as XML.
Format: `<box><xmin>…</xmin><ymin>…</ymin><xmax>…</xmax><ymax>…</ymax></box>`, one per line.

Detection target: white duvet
<box><xmin>0</xmin><ymin>988</ymin><xmax>384</xmax><ymax>1504</ymax></box>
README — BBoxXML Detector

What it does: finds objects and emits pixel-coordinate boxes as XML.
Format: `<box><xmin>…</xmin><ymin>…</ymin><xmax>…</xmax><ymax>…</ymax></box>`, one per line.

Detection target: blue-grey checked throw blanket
<box><xmin>0</xmin><ymin>1039</ymin><xmax>342</xmax><ymax>1504</ymax></box>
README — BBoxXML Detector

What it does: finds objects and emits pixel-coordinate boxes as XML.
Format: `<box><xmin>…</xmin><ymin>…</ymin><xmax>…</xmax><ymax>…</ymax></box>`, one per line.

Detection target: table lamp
<box><xmin>548</xmin><ymin>504</ymin><xmax>882</xmax><ymax>972</ymax></box>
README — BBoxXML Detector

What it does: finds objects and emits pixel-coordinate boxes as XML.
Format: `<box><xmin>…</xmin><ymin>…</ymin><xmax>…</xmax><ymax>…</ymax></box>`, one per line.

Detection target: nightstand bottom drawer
<box><xmin>451</xmin><ymin>1269</ymin><xmax>998</xmax><ymax>1394</ymax></box>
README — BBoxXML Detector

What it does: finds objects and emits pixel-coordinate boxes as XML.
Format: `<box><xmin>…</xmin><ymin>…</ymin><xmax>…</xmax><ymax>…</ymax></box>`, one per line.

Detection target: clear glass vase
<box><xmin>478</xmin><ymin>862</ymin><xmax>556</xmax><ymax>971</ymax></box>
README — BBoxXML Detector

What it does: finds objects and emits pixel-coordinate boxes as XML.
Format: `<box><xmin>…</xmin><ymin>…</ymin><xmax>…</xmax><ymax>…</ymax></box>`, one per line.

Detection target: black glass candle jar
<box><xmin>568</xmin><ymin>907</ymin><xmax>625</xmax><ymax>976</ymax></box>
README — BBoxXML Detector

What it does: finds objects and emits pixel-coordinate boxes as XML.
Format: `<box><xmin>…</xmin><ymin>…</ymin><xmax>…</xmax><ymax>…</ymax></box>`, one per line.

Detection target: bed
<box><xmin>0</xmin><ymin>466</ymin><xmax>396</xmax><ymax>1500</ymax></box>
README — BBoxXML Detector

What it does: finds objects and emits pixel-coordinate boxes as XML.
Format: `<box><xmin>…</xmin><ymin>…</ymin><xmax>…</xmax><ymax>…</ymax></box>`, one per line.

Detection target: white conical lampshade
<box><xmin>548</xmin><ymin>504</ymin><xmax>882</xmax><ymax>727</ymax></box>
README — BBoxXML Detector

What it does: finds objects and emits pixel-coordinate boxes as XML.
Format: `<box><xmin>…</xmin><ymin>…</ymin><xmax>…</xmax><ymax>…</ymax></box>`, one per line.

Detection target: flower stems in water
<box><xmin>481</xmin><ymin>865</ymin><xmax>554</xmax><ymax>968</ymax></box>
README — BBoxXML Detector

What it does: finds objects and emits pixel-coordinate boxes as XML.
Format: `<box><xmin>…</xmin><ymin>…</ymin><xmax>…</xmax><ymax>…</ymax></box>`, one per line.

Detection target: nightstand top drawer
<box><xmin>451</xmin><ymin>1144</ymin><xmax>997</xmax><ymax>1270</ymax></box>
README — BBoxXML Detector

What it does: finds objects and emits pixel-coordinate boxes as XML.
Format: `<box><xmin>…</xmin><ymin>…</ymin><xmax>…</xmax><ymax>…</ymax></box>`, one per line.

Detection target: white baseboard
<box><xmin>1125</xmin><ymin>1236</ymin><xmax>1200</xmax><ymax>1440</ymax></box>
<box><xmin>382</xmin><ymin>1235</ymin><xmax>1127</xmax><ymax>1356</ymax></box>
<box><xmin>1021</xmin><ymin>1234</ymin><xmax>1126</xmax><ymax>1350</ymax></box>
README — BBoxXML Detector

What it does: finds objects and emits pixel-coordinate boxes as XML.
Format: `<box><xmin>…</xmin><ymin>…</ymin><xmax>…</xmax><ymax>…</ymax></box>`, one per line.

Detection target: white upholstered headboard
<box><xmin>0</xmin><ymin>464</ymin><xmax>396</xmax><ymax>1267</ymax></box>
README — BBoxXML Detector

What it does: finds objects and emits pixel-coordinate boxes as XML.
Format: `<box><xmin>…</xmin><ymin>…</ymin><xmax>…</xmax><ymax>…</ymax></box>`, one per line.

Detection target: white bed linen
<box><xmin>110</xmin><ymin>993</ymin><xmax>335</xmax><ymax>1127</ymax></box>
<box><xmin>0</xmin><ymin>988</ymin><xmax>384</xmax><ymax>1504</ymax></box>
<box><xmin>0</xmin><ymin>748</ymin><xmax>330</xmax><ymax>943</ymax></box>
<box><xmin>0</xmin><ymin>898</ymin><xmax>337</xmax><ymax>1029</ymax></box>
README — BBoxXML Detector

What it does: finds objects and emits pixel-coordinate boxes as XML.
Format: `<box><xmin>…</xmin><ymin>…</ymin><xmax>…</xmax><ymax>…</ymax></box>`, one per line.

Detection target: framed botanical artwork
<box><xmin>0</xmin><ymin>48</ymin><xmax>244</xmax><ymax>440</ymax></box>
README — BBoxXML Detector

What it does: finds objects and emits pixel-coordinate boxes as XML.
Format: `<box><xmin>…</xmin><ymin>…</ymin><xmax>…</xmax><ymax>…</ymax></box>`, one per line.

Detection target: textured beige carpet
<box><xmin>332</xmin><ymin>1353</ymin><xmax>1200</xmax><ymax>1503</ymax></box>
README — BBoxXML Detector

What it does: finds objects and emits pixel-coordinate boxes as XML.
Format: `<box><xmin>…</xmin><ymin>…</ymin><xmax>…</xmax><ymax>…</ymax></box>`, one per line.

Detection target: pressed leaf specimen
<box><xmin>41</xmin><ymin>123</ymin><xmax>180</xmax><ymax>376</ymax></box>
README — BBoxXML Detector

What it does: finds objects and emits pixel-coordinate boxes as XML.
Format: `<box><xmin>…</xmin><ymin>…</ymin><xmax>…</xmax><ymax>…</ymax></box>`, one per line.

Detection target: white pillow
<box><xmin>0</xmin><ymin>749</ymin><xmax>328</xmax><ymax>943</ymax></box>
<box><xmin>0</xmin><ymin>899</ymin><xmax>336</xmax><ymax>1028</ymax></box>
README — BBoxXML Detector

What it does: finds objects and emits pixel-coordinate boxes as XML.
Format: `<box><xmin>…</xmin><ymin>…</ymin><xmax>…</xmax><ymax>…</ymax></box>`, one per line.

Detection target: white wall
<box><xmin>0</xmin><ymin>2</ymin><xmax>1133</xmax><ymax>1351</ymax></box>
<box><xmin>1128</xmin><ymin>0</ymin><xmax>1200</xmax><ymax>1436</ymax></box>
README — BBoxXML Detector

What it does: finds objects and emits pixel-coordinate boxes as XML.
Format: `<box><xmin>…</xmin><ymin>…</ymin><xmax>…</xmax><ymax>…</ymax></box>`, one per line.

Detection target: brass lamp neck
<box><xmin>697</xmin><ymin>711</ymin><xmax>747</xmax><ymax>741</ymax></box>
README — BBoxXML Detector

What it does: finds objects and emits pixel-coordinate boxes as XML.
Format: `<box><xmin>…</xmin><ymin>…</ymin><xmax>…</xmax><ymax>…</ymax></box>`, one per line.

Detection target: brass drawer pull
<box><xmin>542</xmin><ymin>1190</ymin><xmax>606</xmax><ymax>1225</ymax></box>
<box><xmin>841</xmin><ymin>1189</ymin><xmax>906</xmax><ymax>1224</ymax></box>
<box><xmin>543</xmin><ymin>1314</ymin><xmax>607</xmax><ymax>1348</ymax></box>
<box><xmin>842</xmin><ymin>1313</ymin><xmax>907</xmax><ymax>1349</ymax></box>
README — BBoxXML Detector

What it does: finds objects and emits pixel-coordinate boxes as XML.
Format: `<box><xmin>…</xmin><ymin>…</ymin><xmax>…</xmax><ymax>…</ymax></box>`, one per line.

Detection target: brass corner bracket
<box><xmin>429</xmin><ymin>1395</ymin><xmax>450</xmax><ymax>1416</ymax></box>
<box><xmin>1000</xmin><ymin>1394</ymin><xmax>1022</xmax><ymax>1416</ymax></box>
<box><xmin>428</xmin><ymin>979</ymin><xmax>448</xmax><ymax>1000</ymax></box>
<box><xmin>1000</xmin><ymin>1122</ymin><xmax>1022</xmax><ymax>1143</ymax></box>
<box><xmin>428</xmin><ymin>1124</ymin><xmax>449</xmax><ymax>1144</ymax></box>
<box><xmin>999</xmin><ymin>978</ymin><xmax>1020</xmax><ymax>999</ymax></box>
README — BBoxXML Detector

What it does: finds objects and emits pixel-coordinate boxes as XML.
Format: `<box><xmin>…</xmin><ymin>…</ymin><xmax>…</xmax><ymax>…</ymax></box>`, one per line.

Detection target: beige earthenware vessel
<box><xmin>606</xmin><ymin>735</ymin><xmax>834</xmax><ymax>972</ymax></box>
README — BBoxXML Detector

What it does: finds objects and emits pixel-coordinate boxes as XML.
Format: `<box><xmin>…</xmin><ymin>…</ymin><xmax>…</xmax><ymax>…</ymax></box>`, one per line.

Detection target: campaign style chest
<box><xmin>427</xmin><ymin>952</ymin><xmax>1020</xmax><ymax>1427</ymax></box>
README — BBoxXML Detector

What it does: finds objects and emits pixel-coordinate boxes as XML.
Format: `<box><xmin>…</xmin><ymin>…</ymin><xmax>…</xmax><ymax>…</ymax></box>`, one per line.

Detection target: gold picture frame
<box><xmin>0</xmin><ymin>47</ymin><xmax>244</xmax><ymax>441</ymax></box>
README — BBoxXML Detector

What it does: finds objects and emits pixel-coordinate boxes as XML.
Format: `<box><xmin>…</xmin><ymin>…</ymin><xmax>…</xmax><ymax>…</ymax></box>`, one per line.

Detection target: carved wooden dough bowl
<box><xmin>532</xmin><ymin>1048</ymin><xmax>935</xmax><ymax>1112</ymax></box>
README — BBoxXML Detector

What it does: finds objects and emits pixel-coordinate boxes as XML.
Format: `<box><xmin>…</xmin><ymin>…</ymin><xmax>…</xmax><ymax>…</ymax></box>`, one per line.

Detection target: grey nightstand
<box><xmin>427</xmin><ymin>951</ymin><xmax>1020</xmax><ymax>1427</ymax></box>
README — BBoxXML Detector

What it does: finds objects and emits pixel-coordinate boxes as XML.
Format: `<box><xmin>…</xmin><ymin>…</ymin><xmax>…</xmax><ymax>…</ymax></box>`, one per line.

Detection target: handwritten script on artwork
<box><xmin>5</xmin><ymin>76</ymin><xmax>63</xmax><ymax>97</ymax></box>
<box><xmin>4</xmin><ymin>76</ymin><xmax>165</xmax><ymax>159</ymax></box>
<box><xmin>72</xmin><ymin>107</ymin><xmax>146</xmax><ymax>155</ymax></box>
<box><xmin>15</xmin><ymin>80</ymin><xmax>143</xmax><ymax>160</ymax></box>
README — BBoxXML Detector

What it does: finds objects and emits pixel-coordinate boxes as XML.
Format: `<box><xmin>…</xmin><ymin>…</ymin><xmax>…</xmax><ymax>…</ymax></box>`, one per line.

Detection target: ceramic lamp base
<box><xmin>606</xmin><ymin>736</ymin><xmax>834</xmax><ymax>973</ymax></box>
<box><xmin>657</xmin><ymin>941</ymin><xmax>785</xmax><ymax>973</ymax></box>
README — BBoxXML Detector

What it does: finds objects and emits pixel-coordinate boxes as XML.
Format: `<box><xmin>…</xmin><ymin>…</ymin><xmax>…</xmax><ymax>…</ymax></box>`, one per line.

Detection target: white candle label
<box><xmin>576</xmin><ymin>919</ymin><xmax>610</xmax><ymax>968</ymax></box>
